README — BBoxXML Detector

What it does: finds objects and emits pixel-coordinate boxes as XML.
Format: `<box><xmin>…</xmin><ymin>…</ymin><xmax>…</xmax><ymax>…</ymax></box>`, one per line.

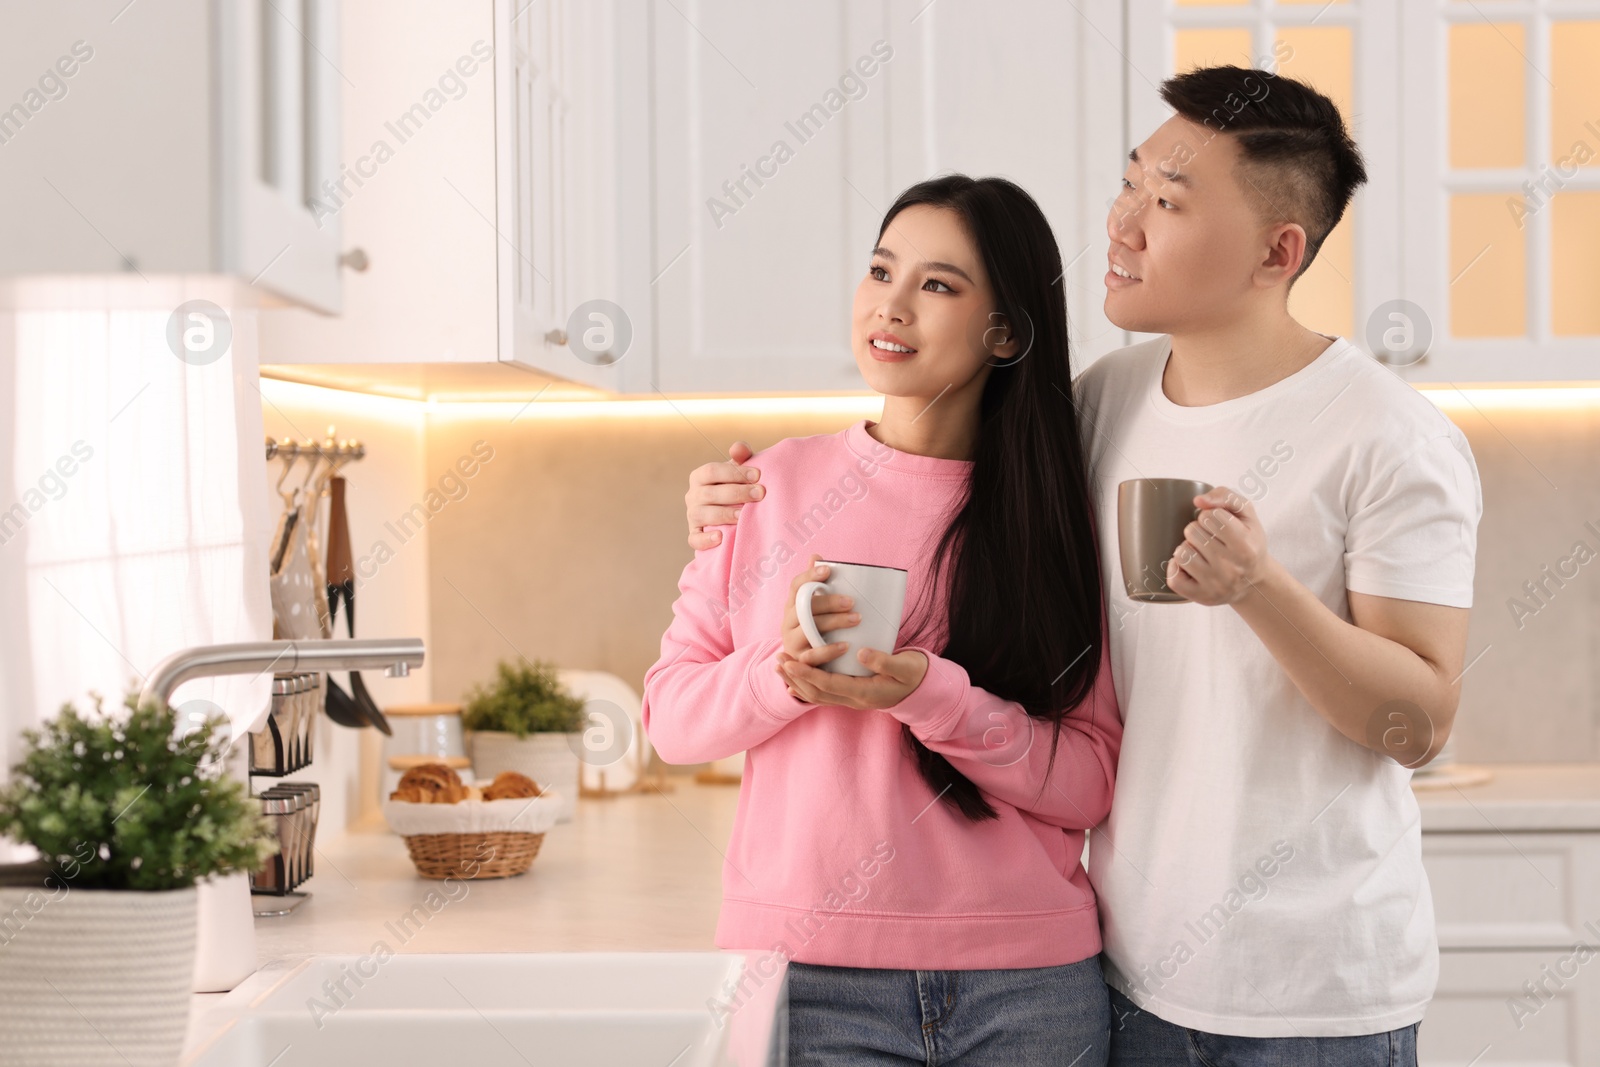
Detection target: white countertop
<box><xmin>233</xmin><ymin>764</ymin><xmax>1600</xmax><ymax>953</ymax></box>
<box><xmin>1412</xmin><ymin>762</ymin><xmax>1600</xmax><ymax>832</ymax></box>
<box><xmin>252</xmin><ymin>777</ymin><xmax>734</xmax><ymax>959</ymax></box>
<box><xmin>238</xmin><ymin>764</ymin><xmax>1600</xmax><ymax>963</ymax></box>
<box><xmin>235</xmin><ymin>764</ymin><xmax>1600</xmax><ymax>960</ymax></box>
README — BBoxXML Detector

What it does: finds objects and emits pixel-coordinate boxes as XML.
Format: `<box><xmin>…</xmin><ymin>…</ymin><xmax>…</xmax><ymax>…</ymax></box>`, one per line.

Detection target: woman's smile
<box><xmin>868</xmin><ymin>331</ymin><xmax>918</xmax><ymax>361</ymax></box>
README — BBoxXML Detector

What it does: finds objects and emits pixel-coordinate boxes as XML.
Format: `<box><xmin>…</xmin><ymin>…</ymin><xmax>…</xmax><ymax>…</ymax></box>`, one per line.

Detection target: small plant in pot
<box><xmin>463</xmin><ymin>659</ymin><xmax>585</xmax><ymax>823</ymax></box>
<box><xmin>0</xmin><ymin>691</ymin><xmax>275</xmax><ymax>1067</ymax></box>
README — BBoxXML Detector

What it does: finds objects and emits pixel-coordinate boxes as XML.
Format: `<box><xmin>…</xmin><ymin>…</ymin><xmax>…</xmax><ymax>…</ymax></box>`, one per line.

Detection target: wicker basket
<box><xmin>385</xmin><ymin>792</ymin><xmax>561</xmax><ymax>880</ymax></box>
<box><xmin>401</xmin><ymin>830</ymin><xmax>545</xmax><ymax>880</ymax></box>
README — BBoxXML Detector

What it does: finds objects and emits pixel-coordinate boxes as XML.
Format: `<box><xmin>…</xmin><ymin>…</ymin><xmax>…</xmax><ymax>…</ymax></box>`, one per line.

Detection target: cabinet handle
<box><xmin>544</xmin><ymin>329</ymin><xmax>568</xmax><ymax>346</ymax></box>
<box><xmin>339</xmin><ymin>248</ymin><xmax>370</xmax><ymax>272</ymax></box>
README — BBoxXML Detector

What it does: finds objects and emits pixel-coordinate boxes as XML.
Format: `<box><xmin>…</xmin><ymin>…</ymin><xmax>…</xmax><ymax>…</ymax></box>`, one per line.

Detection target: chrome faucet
<box><xmin>139</xmin><ymin>638</ymin><xmax>425</xmax><ymax>708</ymax></box>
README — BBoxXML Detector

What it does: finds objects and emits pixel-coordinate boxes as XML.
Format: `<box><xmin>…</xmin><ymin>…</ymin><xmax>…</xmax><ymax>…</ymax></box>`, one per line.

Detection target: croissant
<box><xmin>391</xmin><ymin>762</ymin><xmax>465</xmax><ymax>803</ymax></box>
<box><xmin>481</xmin><ymin>770</ymin><xmax>541</xmax><ymax>801</ymax></box>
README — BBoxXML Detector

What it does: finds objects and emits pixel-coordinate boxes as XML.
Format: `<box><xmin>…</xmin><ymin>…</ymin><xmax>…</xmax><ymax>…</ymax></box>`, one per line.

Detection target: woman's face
<box><xmin>851</xmin><ymin>203</ymin><xmax>1016</xmax><ymax>399</ymax></box>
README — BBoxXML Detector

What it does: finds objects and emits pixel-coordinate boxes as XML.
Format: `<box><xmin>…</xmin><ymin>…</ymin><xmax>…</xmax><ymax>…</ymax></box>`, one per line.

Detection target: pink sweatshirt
<box><xmin>642</xmin><ymin>419</ymin><xmax>1121</xmax><ymax>970</ymax></box>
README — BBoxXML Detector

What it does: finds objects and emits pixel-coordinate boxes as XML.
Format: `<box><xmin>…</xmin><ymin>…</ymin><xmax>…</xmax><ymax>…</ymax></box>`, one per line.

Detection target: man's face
<box><xmin>1104</xmin><ymin>115</ymin><xmax>1277</xmax><ymax>335</ymax></box>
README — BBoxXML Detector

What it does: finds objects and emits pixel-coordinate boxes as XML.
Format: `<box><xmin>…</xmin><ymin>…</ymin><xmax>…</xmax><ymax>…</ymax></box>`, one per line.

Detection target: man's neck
<box><xmin>1162</xmin><ymin>315</ymin><xmax>1334</xmax><ymax>407</ymax></box>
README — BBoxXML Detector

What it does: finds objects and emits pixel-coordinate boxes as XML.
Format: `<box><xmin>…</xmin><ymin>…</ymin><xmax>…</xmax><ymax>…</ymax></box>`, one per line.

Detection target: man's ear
<box><xmin>1258</xmin><ymin>222</ymin><xmax>1309</xmax><ymax>288</ymax></box>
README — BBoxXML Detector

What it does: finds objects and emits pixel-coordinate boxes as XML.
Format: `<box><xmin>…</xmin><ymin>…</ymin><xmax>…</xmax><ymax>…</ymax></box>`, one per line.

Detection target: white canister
<box><xmin>191</xmin><ymin>871</ymin><xmax>257</xmax><ymax>992</ymax></box>
<box><xmin>469</xmin><ymin>731</ymin><xmax>581</xmax><ymax>823</ymax></box>
<box><xmin>381</xmin><ymin>703</ymin><xmax>467</xmax><ymax>763</ymax></box>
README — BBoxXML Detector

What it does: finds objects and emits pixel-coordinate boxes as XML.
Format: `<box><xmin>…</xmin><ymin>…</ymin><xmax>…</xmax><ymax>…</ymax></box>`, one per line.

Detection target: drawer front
<box><xmin>1423</xmin><ymin>949</ymin><xmax>1600</xmax><ymax>1067</ymax></box>
<box><xmin>1422</xmin><ymin>832</ymin><xmax>1600</xmax><ymax>949</ymax></box>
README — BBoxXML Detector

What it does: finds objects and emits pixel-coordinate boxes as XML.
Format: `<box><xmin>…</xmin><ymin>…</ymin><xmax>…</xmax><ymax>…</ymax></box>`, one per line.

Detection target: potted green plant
<box><xmin>463</xmin><ymin>659</ymin><xmax>585</xmax><ymax>823</ymax></box>
<box><xmin>0</xmin><ymin>691</ymin><xmax>275</xmax><ymax>1067</ymax></box>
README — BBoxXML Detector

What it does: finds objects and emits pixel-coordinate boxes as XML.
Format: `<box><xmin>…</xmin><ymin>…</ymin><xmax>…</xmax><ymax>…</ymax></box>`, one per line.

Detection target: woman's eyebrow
<box><xmin>871</xmin><ymin>246</ymin><xmax>974</xmax><ymax>284</ymax></box>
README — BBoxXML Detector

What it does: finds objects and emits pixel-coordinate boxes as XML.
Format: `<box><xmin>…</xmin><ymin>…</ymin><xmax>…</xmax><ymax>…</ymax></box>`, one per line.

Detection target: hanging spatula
<box><xmin>326</xmin><ymin>476</ymin><xmax>391</xmax><ymax>736</ymax></box>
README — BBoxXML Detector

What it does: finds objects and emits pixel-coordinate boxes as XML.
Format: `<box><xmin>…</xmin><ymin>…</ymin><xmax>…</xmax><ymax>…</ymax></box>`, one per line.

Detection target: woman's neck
<box><xmin>868</xmin><ymin>389</ymin><xmax>983</xmax><ymax>461</ymax></box>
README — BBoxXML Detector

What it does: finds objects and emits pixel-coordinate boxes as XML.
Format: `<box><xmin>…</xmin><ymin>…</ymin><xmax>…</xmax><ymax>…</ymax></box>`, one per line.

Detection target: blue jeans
<box><xmin>1107</xmin><ymin>988</ymin><xmax>1419</xmax><ymax>1066</ymax></box>
<box><xmin>779</xmin><ymin>954</ymin><xmax>1110</xmax><ymax>1066</ymax></box>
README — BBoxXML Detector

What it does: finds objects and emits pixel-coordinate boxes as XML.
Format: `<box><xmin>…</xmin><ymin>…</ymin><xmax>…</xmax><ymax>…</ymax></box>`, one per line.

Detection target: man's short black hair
<box><xmin>1159</xmin><ymin>64</ymin><xmax>1368</xmax><ymax>284</ymax></box>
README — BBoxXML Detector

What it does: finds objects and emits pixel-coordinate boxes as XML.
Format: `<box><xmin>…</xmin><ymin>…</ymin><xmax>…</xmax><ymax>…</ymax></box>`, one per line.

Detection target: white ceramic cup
<box><xmin>793</xmin><ymin>561</ymin><xmax>908</xmax><ymax>677</ymax></box>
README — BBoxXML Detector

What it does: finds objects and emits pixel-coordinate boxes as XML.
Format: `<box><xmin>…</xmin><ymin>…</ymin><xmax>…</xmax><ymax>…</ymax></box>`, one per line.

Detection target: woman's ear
<box><xmin>983</xmin><ymin>312</ymin><xmax>1020</xmax><ymax>362</ymax></box>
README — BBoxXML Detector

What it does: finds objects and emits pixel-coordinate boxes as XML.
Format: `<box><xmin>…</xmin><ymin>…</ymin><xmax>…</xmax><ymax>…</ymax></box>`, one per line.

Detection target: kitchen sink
<box><xmin>183</xmin><ymin>952</ymin><xmax>786</xmax><ymax>1067</ymax></box>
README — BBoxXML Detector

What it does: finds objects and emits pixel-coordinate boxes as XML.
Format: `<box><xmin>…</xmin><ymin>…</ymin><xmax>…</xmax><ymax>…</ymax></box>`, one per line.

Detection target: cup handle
<box><xmin>793</xmin><ymin>581</ymin><xmax>830</xmax><ymax>650</ymax></box>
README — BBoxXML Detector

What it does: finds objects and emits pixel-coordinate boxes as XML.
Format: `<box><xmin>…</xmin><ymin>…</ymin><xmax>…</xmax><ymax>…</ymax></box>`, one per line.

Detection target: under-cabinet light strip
<box><xmin>261</xmin><ymin>378</ymin><xmax>1600</xmax><ymax>419</ymax></box>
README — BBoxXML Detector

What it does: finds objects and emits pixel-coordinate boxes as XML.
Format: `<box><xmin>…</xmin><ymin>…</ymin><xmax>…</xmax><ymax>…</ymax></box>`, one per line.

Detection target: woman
<box><xmin>642</xmin><ymin>175</ymin><xmax>1118</xmax><ymax>1065</ymax></box>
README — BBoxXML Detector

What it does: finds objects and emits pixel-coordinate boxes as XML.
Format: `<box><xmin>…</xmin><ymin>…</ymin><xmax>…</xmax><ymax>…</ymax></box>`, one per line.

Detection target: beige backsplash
<box><xmin>423</xmin><ymin>411</ymin><xmax>856</xmax><ymax>773</ymax></box>
<box><xmin>418</xmin><ymin>399</ymin><xmax>1600</xmax><ymax>767</ymax></box>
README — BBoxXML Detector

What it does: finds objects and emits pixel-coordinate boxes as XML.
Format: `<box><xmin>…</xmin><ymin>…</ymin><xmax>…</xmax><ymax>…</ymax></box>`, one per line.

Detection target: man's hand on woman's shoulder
<box><xmin>686</xmin><ymin>441</ymin><xmax>765</xmax><ymax>549</ymax></box>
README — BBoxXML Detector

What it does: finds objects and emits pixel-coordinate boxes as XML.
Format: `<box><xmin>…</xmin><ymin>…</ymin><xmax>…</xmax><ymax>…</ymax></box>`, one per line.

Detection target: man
<box><xmin>682</xmin><ymin>65</ymin><xmax>1479</xmax><ymax>1064</ymax></box>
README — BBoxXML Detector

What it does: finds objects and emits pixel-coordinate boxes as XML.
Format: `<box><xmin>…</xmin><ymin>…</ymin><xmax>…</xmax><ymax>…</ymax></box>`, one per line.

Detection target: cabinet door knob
<box><xmin>544</xmin><ymin>329</ymin><xmax>568</xmax><ymax>346</ymax></box>
<box><xmin>339</xmin><ymin>248</ymin><xmax>370</xmax><ymax>272</ymax></box>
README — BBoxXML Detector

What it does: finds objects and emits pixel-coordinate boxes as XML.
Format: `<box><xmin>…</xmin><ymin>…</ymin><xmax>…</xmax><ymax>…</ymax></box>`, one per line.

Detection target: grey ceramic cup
<box><xmin>1117</xmin><ymin>478</ymin><xmax>1214</xmax><ymax>602</ymax></box>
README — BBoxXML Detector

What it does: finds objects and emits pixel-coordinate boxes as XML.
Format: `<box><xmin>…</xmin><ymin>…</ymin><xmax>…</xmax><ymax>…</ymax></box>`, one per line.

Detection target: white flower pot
<box><xmin>0</xmin><ymin>883</ymin><xmax>197</xmax><ymax>1067</ymax></box>
<box><xmin>470</xmin><ymin>731</ymin><xmax>581</xmax><ymax>823</ymax></box>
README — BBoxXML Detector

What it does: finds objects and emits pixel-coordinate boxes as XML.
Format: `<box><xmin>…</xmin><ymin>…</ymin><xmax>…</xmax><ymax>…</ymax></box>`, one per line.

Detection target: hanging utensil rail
<box><xmin>265</xmin><ymin>436</ymin><xmax>366</xmax><ymax>462</ymax></box>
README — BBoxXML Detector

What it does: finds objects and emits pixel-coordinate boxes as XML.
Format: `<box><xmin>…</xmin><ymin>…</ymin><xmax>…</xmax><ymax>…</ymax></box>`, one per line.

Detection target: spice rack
<box><xmin>248</xmin><ymin>673</ymin><xmax>324</xmax><ymax>915</ymax></box>
<box><xmin>249</xmin><ymin>673</ymin><xmax>319</xmax><ymax>777</ymax></box>
<box><xmin>253</xmin><ymin>781</ymin><xmax>320</xmax><ymax>904</ymax></box>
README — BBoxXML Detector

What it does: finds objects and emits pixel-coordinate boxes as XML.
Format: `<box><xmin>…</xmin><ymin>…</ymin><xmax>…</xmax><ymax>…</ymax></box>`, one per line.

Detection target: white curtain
<box><xmin>0</xmin><ymin>291</ymin><xmax>273</xmax><ymax>856</ymax></box>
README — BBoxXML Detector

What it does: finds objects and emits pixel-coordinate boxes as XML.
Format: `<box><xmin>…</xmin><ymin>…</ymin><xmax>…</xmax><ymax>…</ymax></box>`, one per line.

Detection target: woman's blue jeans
<box><xmin>778</xmin><ymin>954</ymin><xmax>1111</xmax><ymax>1065</ymax></box>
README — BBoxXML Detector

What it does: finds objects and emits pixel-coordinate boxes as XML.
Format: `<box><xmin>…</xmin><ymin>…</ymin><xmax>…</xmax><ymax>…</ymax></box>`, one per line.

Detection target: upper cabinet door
<box><xmin>1401</xmin><ymin>1</ymin><xmax>1600</xmax><ymax>383</ymax></box>
<box><xmin>0</xmin><ymin>0</ymin><xmax>344</xmax><ymax>311</ymax></box>
<box><xmin>258</xmin><ymin>0</ymin><xmax>641</xmax><ymax>388</ymax></box>
<box><xmin>0</xmin><ymin>2</ymin><xmax>210</xmax><ymax>277</ymax></box>
<box><xmin>498</xmin><ymin>0</ymin><xmax>646</xmax><ymax>391</ymax></box>
<box><xmin>643</xmin><ymin>0</ymin><xmax>1129</xmax><ymax>394</ymax></box>
<box><xmin>219</xmin><ymin>0</ymin><xmax>346</xmax><ymax>313</ymax></box>
<box><xmin>645</xmin><ymin>1</ymin><xmax>890</xmax><ymax>393</ymax></box>
<box><xmin>259</xmin><ymin>0</ymin><xmax>502</xmax><ymax>366</ymax></box>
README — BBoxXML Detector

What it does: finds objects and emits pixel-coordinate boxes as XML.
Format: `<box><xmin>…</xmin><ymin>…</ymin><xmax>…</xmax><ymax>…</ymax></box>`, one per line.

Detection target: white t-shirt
<box><xmin>1076</xmin><ymin>333</ymin><xmax>1481</xmax><ymax>1038</ymax></box>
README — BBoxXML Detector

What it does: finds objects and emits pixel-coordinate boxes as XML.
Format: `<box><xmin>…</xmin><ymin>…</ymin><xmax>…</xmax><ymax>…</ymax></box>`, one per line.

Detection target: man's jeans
<box><xmin>1108</xmin><ymin>987</ymin><xmax>1420</xmax><ymax>1067</ymax></box>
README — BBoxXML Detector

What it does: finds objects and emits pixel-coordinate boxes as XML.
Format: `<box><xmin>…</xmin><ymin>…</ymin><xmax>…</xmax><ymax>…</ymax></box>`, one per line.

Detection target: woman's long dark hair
<box><xmin>887</xmin><ymin>175</ymin><xmax>1103</xmax><ymax>821</ymax></box>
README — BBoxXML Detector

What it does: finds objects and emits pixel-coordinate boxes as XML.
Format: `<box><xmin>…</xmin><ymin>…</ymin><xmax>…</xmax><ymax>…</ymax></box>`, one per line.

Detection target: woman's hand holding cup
<box><xmin>782</xmin><ymin>557</ymin><xmax>857</xmax><ymax>665</ymax></box>
<box><xmin>777</xmin><ymin>555</ymin><xmax>928</xmax><ymax>710</ymax></box>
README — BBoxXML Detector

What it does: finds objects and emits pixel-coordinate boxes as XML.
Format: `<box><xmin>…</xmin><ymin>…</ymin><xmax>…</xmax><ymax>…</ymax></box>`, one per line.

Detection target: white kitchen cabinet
<box><xmin>1426</xmin><ymin>831</ymin><xmax>1600</xmax><ymax>950</ymax></box>
<box><xmin>258</xmin><ymin>0</ymin><xmax>645</xmax><ymax>392</ymax></box>
<box><xmin>645</xmin><ymin>0</ymin><xmax>1127</xmax><ymax>393</ymax></box>
<box><xmin>1396</xmin><ymin>2</ymin><xmax>1600</xmax><ymax>384</ymax></box>
<box><xmin>1425</xmin><ymin>949</ymin><xmax>1600</xmax><ymax>1066</ymax></box>
<box><xmin>0</xmin><ymin>0</ymin><xmax>345</xmax><ymax>312</ymax></box>
<box><xmin>262</xmin><ymin>0</ymin><xmax>1126</xmax><ymax>394</ymax></box>
<box><xmin>1420</xmin><ymin>828</ymin><xmax>1600</xmax><ymax>1066</ymax></box>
